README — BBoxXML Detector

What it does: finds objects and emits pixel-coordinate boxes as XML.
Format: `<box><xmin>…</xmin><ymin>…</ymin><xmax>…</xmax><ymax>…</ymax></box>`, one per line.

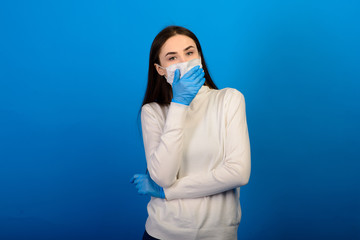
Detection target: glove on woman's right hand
<box><xmin>171</xmin><ymin>65</ymin><xmax>206</xmax><ymax>106</ymax></box>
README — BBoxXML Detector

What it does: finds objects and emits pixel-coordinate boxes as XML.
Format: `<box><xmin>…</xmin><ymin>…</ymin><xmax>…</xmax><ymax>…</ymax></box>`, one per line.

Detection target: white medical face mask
<box><xmin>158</xmin><ymin>58</ymin><xmax>203</xmax><ymax>85</ymax></box>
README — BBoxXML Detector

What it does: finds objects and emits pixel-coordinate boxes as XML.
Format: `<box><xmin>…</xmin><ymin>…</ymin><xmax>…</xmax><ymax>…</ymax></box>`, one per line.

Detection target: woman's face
<box><xmin>155</xmin><ymin>34</ymin><xmax>200</xmax><ymax>77</ymax></box>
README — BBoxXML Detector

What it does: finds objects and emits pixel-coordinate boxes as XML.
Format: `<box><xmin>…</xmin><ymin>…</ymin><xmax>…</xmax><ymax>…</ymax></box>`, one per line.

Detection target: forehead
<box><xmin>160</xmin><ymin>34</ymin><xmax>197</xmax><ymax>56</ymax></box>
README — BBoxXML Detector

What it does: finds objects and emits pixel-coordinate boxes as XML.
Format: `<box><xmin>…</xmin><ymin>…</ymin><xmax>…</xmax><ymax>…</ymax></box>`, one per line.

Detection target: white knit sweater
<box><xmin>141</xmin><ymin>85</ymin><xmax>251</xmax><ymax>240</ymax></box>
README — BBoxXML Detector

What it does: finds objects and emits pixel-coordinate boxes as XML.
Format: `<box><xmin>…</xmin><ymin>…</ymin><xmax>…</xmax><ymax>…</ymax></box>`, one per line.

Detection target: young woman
<box><xmin>130</xmin><ymin>26</ymin><xmax>251</xmax><ymax>240</ymax></box>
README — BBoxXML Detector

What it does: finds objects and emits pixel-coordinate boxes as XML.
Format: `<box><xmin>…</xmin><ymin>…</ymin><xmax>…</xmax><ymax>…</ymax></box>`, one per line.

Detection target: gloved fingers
<box><xmin>135</xmin><ymin>181</ymin><xmax>146</xmax><ymax>190</ymax></box>
<box><xmin>185</xmin><ymin>79</ymin><xmax>205</xmax><ymax>93</ymax></box>
<box><xmin>186</xmin><ymin>71</ymin><xmax>205</xmax><ymax>87</ymax></box>
<box><xmin>130</xmin><ymin>174</ymin><xmax>146</xmax><ymax>183</ymax></box>
<box><xmin>130</xmin><ymin>174</ymin><xmax>140</xmax><ymax>183</ymax></box>
<box><xmin>181</xmin><ymin>65</ymin><xmax>201</xmax><ymax>80</ymax></box>
<box><xmin>172</xmin><ymin>69</ymin><xmax>180</xmax><ymax>85</ymax></box>
<box><xmin>199</xmin><ymin>77</ymin><xmax>206</xmax><ymax>87</ymax></box>
<box><xmin>183</xmin><ymin>67</ymin><xmax>203</xmax><ymax>82</ymax></box>
<box><xmin>191</xmin><ymin>71</ymin><xmax>205</xmax><ymax>86</ymax></box>
<box><xmin>138</xmin><ymin>190</ymin><xmax>147</xmax><ymax>195</ymax></box>
<box><xmin>130</xmin><ymin>176</ymin><xmax>135</xmax><ymax>183</ymax></box>
<box><xmin>135</xmin><ymin>183</ymin><xmax>140</xmax><ymax>190</ymax></box>
<box><xmin>134</xmin><ymin>177</ymin><xmax>147</xmax><ymax>184</ymax></box>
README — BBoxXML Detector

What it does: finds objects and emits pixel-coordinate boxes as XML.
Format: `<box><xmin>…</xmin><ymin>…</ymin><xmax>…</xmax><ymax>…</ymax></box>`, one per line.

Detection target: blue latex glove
<box><xmin>171</xmin><ymin>65</ymin><xmax>206</xmax><ymax>106</ymax></box>
<box><xmin>130</xmin><ymin>171</ymin><xmax>165</xmax><ymax>199</ymax></box>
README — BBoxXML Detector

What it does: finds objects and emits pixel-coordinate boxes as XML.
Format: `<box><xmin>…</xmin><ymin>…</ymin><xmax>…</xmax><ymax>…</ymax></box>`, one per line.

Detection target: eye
<box><xmin>168</xmin><ymin>56</ymin><xmax>176</xmax><ymax>61</ymax></box>
<box><xmin>186</xmin><ymin>52</ymin><xmax>193</xmax><ymax>56</ymax></box>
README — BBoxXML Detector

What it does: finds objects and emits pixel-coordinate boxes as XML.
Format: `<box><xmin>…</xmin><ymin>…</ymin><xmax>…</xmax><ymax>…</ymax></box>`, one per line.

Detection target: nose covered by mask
<box><xmin>159</xmin><ymin>58</ymin><xmax>203</xmax><ymax>86</ymax></box>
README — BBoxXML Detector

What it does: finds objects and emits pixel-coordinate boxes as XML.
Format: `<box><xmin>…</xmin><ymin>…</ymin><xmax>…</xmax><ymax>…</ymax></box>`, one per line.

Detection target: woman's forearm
<box><xmin>142</xmin><ymin>102</ymin><xmax>188</xmax><ymax>188</ymax></box>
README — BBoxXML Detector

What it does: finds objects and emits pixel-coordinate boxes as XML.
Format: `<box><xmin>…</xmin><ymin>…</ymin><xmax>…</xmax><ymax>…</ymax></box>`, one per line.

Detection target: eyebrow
<box><xmin>165</xmin><ymin>45</ymin><xmax>195</xmax><ymax>57</ymax></box>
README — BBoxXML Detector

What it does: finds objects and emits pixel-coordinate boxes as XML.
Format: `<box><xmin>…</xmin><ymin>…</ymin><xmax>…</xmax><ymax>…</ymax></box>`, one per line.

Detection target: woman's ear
<box><xmin>154</xmin><ymin>63</ymin><xmax>166</xmax><ymax>77</ymax></box>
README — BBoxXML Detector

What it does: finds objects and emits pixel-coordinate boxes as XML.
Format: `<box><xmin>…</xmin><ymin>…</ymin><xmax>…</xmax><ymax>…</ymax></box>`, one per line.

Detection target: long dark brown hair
<box><xmin>141</xmin><ymin>26</ymin><xmax>218</xmax><ymax>108</ymax></box>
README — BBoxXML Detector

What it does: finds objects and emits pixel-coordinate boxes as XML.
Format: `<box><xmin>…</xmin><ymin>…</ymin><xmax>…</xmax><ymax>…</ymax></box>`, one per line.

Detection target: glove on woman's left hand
<box><xmin>130</xmin><ymin>172</ymin><xmax>165</xmax><ymax>199</ymax></box>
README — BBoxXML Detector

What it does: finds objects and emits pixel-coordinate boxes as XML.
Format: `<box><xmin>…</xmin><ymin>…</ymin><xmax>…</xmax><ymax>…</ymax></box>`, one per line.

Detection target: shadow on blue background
<box><xmin>0</xmin><ymin>1</ymin><xmax>359</xmax><ymax>239</ymax></box>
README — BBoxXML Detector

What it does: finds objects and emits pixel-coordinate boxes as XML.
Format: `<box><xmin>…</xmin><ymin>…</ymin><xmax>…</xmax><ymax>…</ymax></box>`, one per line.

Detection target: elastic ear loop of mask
<box><xmin>156</xmin><ymin>64</ymin><xmax>167</xmax><ymax>79</ymax></box>
<box><xmin>157</xmin><ymin>64</ymin><xmax>165</xmax><ymax>70</ymax></box>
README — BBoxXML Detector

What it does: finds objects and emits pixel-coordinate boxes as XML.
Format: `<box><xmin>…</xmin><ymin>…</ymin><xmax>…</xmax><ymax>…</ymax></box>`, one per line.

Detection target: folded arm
<box><xmin>141</xmin><ymin>102</ymin><xmax>188</xmax><ymax>188</ymax></box>
<box><xmin>163</xmin><ymin>90</ymin><xmax>251</xmax><ymax>200</ymax></box>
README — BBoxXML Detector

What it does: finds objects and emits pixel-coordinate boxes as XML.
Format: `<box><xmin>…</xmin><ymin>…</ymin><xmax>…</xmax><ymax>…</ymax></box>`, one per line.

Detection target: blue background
<box><xmin>1</xmin><ymin>0</ymin><xmax>359</xmax><ymax>239</ymax></box>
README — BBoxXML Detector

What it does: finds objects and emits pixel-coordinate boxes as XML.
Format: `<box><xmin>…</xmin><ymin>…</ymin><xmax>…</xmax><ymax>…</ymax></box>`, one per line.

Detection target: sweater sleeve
<box><xmin>163</xmin><ymin>89</ymin><xmax>251</xmax><ymax>200</ymax></box>
<box><xmin>141</xmin><ymin>102</ymin><xmax>188</xmax><ymax>188</ymax></box>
